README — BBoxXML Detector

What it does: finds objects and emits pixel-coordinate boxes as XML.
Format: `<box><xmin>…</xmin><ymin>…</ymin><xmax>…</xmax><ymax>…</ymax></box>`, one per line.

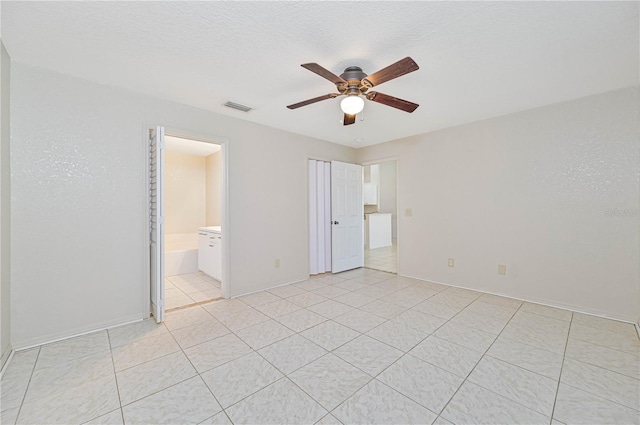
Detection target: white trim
<box><xmin>323</xmin><ymin>161</ymin><xmax>332</xmax><ymax>272</ymax></box>
<box><xmin>317</xmin><ymin>163</ymin><xmax>326</xmax><ymax>272</ymax></box>
<box><xmin>222</xmin><ymin>142</ymin><xmax>230</xmax><ymax>298</ymax></box>
<box><xmin>635</xmin><ymin>322</ymin><xmax>640</xmax><ymax>339</ymax></box>
<box><xmin>229</xmin><ymin>277</ymin><xmax>308</xmax><ymax>299</ymax></box>
<box><xmin>142</xmin><ymin>124</ymin><xmax>151</xmax><ymax>318</ymax></box>
<box><xmin>400</xmin><ymin>273</ymin><xmax>639</xmax><ymax>325</ymax></box>
<box><xmin>307</xmin><ymin>155</ymin><xmax>337</xmax><ymax>163</ymax></box>
<box><xmin>309</xmin><ymin>160</ymin><xmax>318</xmax><ymax>275</ymax></box>
<box><xmin>360</xmin><ymin>156</ymin><xmax>399</xmax><ymax>166</ymax></box>
<box><xmin>12</xmin><ymin>312</ymin><xmax>145</xmax><ymax>351</ymax></box>
<box><xmin>0</xmin><ymin>348</ymin><xmax>14</xmax><ymax>379</ymax></box>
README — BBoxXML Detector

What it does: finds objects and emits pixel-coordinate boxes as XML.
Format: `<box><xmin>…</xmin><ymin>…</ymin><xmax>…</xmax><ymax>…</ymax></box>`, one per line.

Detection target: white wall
<box><xmin>165</xmin><ymin>152</ymin><xmax>206</xmax><ymax>234</ymax></box>
<box><xmin>206</xmin><ymin>151</ymin><xmax>222</xmax><ymax>226</ymax></box>
<box><xmin>10</xmin><ymin>63</ymin><xmax>356</xmax><ymax>348</ymax></box>
<box><xmin>357</xmin><ymin>87</ymin><xmax>640</xmax><ymax>322</ymax></box>
<box><xmin>0</xmin><ymin>41</ymin><xmax>12</xmax><ymax>366</ymax></box>
<box><xmin>378</xmin><ymin>161</ymin><xmax>397</xmax><ymax>239</ymax></box>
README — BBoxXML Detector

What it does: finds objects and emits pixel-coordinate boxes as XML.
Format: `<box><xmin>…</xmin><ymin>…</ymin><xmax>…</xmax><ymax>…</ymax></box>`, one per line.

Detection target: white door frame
<box><xmin>143</xmin><ymin>125</ymin><xmax>231</xmax><ymax>319</ymax></box>
<box><xmin>149</xmin><ymin>126</ymin><xmax>166</xmax><ymax>323</ymax></box>
<box><xmin>360</xmin><ymin>156</ymin><xmax>400</xmax><ymax>274</ymax></box>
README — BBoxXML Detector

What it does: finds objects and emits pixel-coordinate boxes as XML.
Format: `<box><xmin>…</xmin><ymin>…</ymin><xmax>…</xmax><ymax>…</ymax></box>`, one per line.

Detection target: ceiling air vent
<box><xmin>224</xmin><ymin>101</ymin><xmax>253</xmax><ymax>112</ymax></box>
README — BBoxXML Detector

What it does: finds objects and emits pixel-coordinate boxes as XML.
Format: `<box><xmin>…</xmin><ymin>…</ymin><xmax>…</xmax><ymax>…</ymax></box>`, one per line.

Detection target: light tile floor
<box><xmin>2</xmin><ymin>268</ymin><xmax>639</xmax><ymax>424</ymax></box>
<box><xmin>165</xmin><ymin>272</ymin><xmax>222</xmax><ymax>310</ymax></box>
<box><xmin>365</xmin><ymin>239</ymin><xmax>397</xmax><ymax>273</ymax></box>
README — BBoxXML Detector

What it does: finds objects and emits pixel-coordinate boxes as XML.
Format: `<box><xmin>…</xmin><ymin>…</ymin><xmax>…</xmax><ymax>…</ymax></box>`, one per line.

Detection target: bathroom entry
<box><xmin>149</xmin><ymin>127</ymin><xmax>225</xmax><ymax>322</ymax></box>
<box><xmin>363</xmin><ymin>160</ymin><xmax>398</xmax><ymax>273</ymax></box>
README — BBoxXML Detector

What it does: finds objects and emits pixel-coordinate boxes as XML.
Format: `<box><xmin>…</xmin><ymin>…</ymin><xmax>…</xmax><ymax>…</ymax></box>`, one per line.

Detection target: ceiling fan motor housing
<box><xmin>338</xmin><ymin>66</ymin><xmax>369</xmax><ymax>94</ymax></box>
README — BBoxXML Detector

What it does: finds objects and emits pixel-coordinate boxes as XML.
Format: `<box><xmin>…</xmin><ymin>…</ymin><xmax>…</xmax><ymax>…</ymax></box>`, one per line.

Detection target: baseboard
<box><xmin>13</xmin><ymin>312</ymin><xmax>147</xmax><ymax>351</ymax></box>
<box><xmin>635</xmin><ymin>322</ymin><xmax>640</xmax><ymax>339</ymax></box>
<box><xmin>0</xmin><ymin>346</ymin><xmax>13</xmax><ymax>378</ymax></box>
<box><xmin>229</xmin><ymin>276</ymin><xmax>308</xmax><ymax>299</ymax></box>
<box><xmin>399</xmin><ymin>273</ymin><xmax>638</xmax><ymax>326</ymax></box>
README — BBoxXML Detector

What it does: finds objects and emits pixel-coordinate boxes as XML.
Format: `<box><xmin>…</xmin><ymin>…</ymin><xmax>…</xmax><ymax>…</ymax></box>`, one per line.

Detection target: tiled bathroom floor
<box><xmin>165</xmin><ymin>272</ymin><xmax>222</xmax><ymax>310</ymax></box>
<box><xmin>2</xmin><ymin>268</ymin><xmax>639</xmax><ymax>424</ymax></box>
<box><xmin>365</xmin><ymin>239</ymin><xmax>397</xmax><ymax>273</ymax></box>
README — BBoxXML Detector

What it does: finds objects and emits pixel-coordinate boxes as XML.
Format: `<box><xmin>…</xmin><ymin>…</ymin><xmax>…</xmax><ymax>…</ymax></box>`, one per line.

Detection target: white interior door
<box><xmin>331</xmin><ymin>161</ymin><xmax>363</xmax><ymax>273</ymax></box>
<box><xmin>149</xmin><ymin>126</ymin><xmax>165</xmax><ymax>322</ymax></box>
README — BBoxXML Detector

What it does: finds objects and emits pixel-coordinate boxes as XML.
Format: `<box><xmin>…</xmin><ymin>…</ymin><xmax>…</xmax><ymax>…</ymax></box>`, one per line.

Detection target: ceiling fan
<box><xmin>287</xmin><ymin>57</ymin><xmax>420</xmax><ymax>126</ymax></box>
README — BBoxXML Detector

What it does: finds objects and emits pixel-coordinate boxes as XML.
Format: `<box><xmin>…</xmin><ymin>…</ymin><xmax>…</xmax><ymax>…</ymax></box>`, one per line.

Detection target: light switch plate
<box><xmin>275</xmin><ymin>259</ymin><xmax>280</xmax><ymax>268</ymax></box>
<box><xmin>405</xmin><ymin>208</ymin><xmax>413</xmax><ymax>217</ymax></box>
<box><xmin>498</xmin><ymin>264</ymin><xmax>507</xmax><ymax>275</ymax></box>
<box><xmin>448</xmin><ymin>258</ymin><xmax>454</xmax><ymax>267</ymax></box>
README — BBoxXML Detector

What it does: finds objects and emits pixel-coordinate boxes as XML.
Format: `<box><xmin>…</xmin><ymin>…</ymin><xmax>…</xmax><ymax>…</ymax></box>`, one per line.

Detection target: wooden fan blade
<box><xmin>287</xmin><ymin>93</ymin><xmax>339</xmax><ymax>109</ymax></box>
<box><xmin>301</xmin><ymin>63</ymin><xmax>347</xmax><ymax>85</ymax></box>
<box><xmin>363</xmin><ymin>57</ymin><xmax>419</xmax><ymax>88</ymax></box>
<box><xmin>366</xmin><ymin>92</ymin><xmax>419</xmax><ymax>113</ymax></box>
<box><xmin>343</xmin><ymin>113</ymin><xmax>356</xmax><ymax>126</ymax></box>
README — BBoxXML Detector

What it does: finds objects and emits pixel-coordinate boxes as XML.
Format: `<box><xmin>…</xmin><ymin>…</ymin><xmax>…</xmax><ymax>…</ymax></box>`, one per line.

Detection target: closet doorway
<box><xmin>148</xmin><ymin>127</ymin><xmax>227</xmax><ymax>322</ymax></box>
<box><xmin>308</xmin><ymin>159</ymin><xmax>364</xmax><ymax>276</ymax></box>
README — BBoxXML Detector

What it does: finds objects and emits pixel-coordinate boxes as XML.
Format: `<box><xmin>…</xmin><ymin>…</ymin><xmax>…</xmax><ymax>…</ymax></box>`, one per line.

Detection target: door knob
<box><xmin>333</xmin><ymin>221</ymin><xmax>339</xmax><ymax>225</ymax></box>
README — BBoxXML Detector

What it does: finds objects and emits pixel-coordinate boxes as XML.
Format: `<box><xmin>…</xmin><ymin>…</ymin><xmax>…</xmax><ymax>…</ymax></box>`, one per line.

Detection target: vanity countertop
<box><xmin>199</xmin><ymin>226</ymin><xmax>221</xmax><ymax>233</ymax></box>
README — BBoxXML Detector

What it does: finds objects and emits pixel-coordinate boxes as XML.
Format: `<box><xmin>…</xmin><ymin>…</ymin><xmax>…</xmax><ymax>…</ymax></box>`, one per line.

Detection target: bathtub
<box><xmin>165</xmin><ymin>233</ymin><xmax>199</xmax><ymax>276</ymax></box>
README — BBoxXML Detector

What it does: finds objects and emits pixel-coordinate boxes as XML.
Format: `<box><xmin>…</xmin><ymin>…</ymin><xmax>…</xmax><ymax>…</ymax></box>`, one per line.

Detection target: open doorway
<box><xmin>162</xmin><ymin>135</ymin><xmax>223</xmax><ymax>311</ymax></box>
<box><xmin>363</xmin><ymin>161</ymin><xmax>397</xmax><ymax>273</ymax></box>
<box><xmin>149</xmin><ymin>128</ymin><xmax>225</xmax><ymax>322</ymax></box>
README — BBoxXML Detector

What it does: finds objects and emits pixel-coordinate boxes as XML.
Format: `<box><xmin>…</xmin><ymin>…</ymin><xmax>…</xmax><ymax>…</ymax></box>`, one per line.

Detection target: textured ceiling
<box><xmin>2</xmin><ymin>1</ymin><xmax>638</xmax><ymax>147</ymax></box>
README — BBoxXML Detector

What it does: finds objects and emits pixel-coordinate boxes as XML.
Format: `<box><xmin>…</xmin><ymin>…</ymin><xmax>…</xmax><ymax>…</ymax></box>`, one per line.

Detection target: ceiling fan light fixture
<box><xmin>340</xmin><ymin>95</ymin><xmax>365</xmax><ymax>115</ymax></box>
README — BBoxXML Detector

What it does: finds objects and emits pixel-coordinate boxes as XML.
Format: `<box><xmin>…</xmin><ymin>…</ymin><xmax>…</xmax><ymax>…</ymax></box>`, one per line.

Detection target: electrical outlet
<box><xmin>274</xmin><ymin>259</ymin><xmax>280</xmax><ymax>268</ymax></box>
<box><xmin>498</xmin><ymin>264</ymin><xmax>507</xmax><ymax>275</ymax></box>
<box><xmin>405</xmin><ymin>208</ymin><xmax>413</xmax><ymax>217</ymax></box>
<box><xmin>448</xmin><ymin>258</ymin><xmax>454</xmax><ymax>267</ymax></box>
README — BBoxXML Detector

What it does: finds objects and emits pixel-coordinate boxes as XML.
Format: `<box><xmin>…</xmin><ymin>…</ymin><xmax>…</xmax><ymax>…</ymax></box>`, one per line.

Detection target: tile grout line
<box><xmin>555</xmin><ymin>381</ymin><xmax>640</xmax><ymax>413</ymax></box>
<box><xmin>166</xmin><ymin>272</ymin><xmax>221</xmax><ymax>310</ymax></box>
<box><xmin>435</xmin><ymin>300</ymin><xmax>548</xmax><ymax>422</ymax></box>
<box><xmin>11</xmin><ymin>269</ymin><xmax>632</xmax><ymax>424</ymax></box>
<box><xmin>319</xmin><ymin>287</ymin><xmax>481</xmax><ymax>420</ymax></box>
<box><xmin>105</xmin><ymin>328</ymin><xmax>126</xmax><ymax>425</ymax></box>
<box><xmin>255</xmin><ymin>349</ymin><xmax>371</xmax><ymax>422</ymax></box>
<box><xmin>343</xmin><ymin>293</ymin><xmax>490</xmax><ymax>415</ymax></box>
<box><xmin>553</xmin><ymin>326</ymin><xmax>640</xmax><ymax>413</ymax></box>
<box><xmin>225</xmin><ymin>276</ymin><xmax>446</xmax><ymax>390</ymax></box>
<box><xmin>199</xmin><ymin>296</ymin><xmax>322</xmax><ymax>418</ymax></box>
<box><xmin>560</xmin><ymin>351</ymin><xmax>640</xmax><ymax>381</ymax></box>
<box><xmin>107</xmin><ymin>308</ymin><xmax>235</xmax><ymax>421</ymax></box>
<box><xmin>567</xmin><ymin>333</ymin><xmax>640</xmax><ymax>357</ymax></box>
<box><xmin>111</xmin><ymin>313</ymin><xmax>239</xmax><ymax>422</ymax></box>
<box><xmin>424</xmin><ymin>306</ymin><xmax>572</xmax><ymax>384</ymax></box>
<box><xmin>164</xmin><ymin>319</ymin><xmax>233</xmax><ymax>424</ymax></box>
<box><xmin>549</xmin><ymin>312</ymin><xmax>574</xmax><ymax>424</ymax></box>
<box><xmin>190</xmin><ymin>272</ymin><xmax>402</xmax><ymax>422</ymax></box>
<box><xmin>155</xmin><ymin>274</ymin><xmax>620</xmax><ymax>422</ymax></box>
<box><xmin>11</xmin><ymin>346</ymin><xmax>42</xmax><ymax>425</ymax></box>
<box><xmin>198</xmin><ymin>298</ymin><xmax>336</xmax><ymax>422</ymax></box>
